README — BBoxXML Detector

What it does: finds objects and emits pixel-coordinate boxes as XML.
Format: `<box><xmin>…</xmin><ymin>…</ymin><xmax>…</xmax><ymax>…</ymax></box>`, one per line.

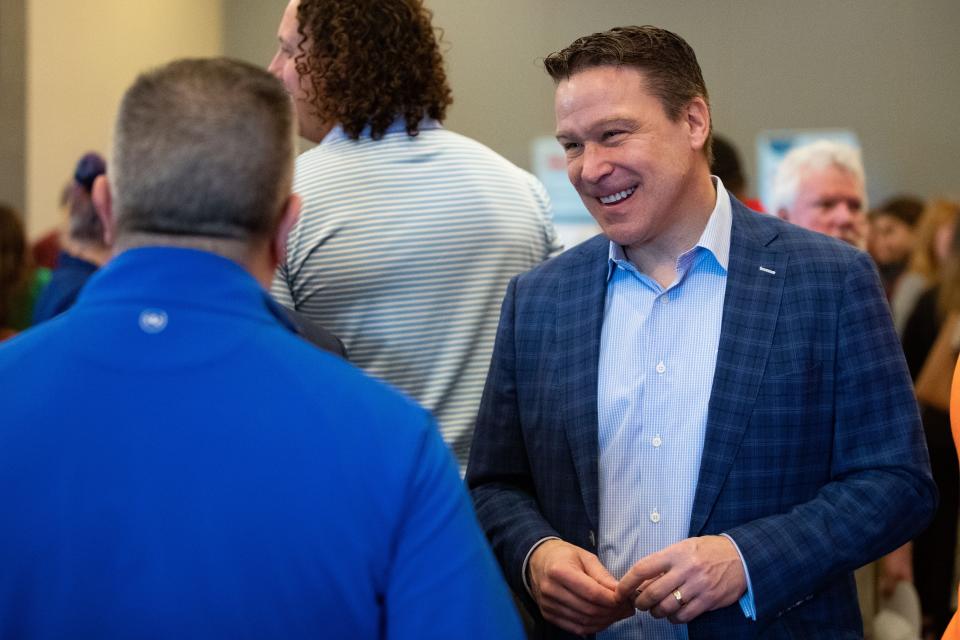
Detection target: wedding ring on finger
<box><xmin>673</xmin><ymin>589</ymin><xmax>685</xmax><ymax>606</ymax></box>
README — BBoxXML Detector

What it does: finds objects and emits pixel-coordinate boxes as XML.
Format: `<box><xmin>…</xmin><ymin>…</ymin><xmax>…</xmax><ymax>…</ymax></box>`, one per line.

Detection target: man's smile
<box><xmin>598</xmin><ymin>185</ymin><xmax>637</xmax><ymax>205</ymax></box>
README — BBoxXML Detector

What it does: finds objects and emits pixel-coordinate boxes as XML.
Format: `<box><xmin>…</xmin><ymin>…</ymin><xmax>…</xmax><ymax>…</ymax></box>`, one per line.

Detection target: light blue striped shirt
<box><xmin>272</xmin><ymin>118</ymin><xmax>560</xmax><ymax>471</ymax></box>
<box><xmin>597</xmin><ymin>179</ymin><xmax>753</xmax><ymax>639</ymax></box>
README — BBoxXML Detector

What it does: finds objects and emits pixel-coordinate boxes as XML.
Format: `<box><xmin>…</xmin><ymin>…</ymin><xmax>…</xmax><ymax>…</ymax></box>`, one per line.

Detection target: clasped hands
<box><xmin>528</xmin><ymin>535</ymin><xmax>747</xmax><ymax>636</ymax></box>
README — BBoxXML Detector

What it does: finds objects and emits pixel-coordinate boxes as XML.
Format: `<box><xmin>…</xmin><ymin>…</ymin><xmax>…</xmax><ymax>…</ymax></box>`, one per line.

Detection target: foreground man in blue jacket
<box><xmin>0</xmin><ymin>57</ymin><xmax>522</xmax><ymax>640</ymax></box>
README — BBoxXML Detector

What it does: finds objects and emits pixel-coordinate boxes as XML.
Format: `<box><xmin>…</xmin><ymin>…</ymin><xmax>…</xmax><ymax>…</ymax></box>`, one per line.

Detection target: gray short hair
<box><xmin>770</xmin><ymin>140</ymin><xmax>866</xmax><ymax>214</ymax></box>
<box><xmin>111</xmin><ymin>58</ymin><xmax>295</xmax><ymax>244</ymax></box>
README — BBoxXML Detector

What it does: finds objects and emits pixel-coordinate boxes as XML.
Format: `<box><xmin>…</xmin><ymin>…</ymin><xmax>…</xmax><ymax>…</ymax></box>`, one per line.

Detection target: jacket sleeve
<box><xmin>386</xmin><ymin>410</ymin><xmax>525</xmax><ymax>639</ymax></box>
<box><xmin>467</xmin><ymin>276</ymin><xmax>562</xmax><ymax>598</ymax></box>
<box><xmin>724</xmin><ymin>250</ymin><xmax>937</xmax><ymax>621</ymax></box>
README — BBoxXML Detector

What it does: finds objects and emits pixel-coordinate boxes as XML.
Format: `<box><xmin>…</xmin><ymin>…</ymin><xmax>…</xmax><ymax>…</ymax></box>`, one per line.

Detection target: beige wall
<box><xmin>9</xmin><ymin>0</ymin><xmax>960</xmax><ymax>237</ymax></box>
<box><xmin>25</xmin><ymin>0</ymin><xmax>223</xmax><ymax>237</ymax></box>
<box><xmin>427</xmin><ymin>0</ymin><xmax>960</xmax><ymax>206</ymax></box>
<box><xmin>223</xmin><ymin>0</ymin><xmax>285</xmax><ymax>70</ymax></box>
<box><xmin>225</xmin><ymin>0</ymin><xmax>960</xmax><ymax>205</ymax></box>
<box><xmin>0</xmin><ymin>0</ymin><xmax>26</xmax><ymax>215</ymax></box>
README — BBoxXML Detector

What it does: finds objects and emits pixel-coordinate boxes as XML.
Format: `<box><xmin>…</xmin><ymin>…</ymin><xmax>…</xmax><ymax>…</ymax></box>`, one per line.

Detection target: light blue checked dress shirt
<box><xmin>597</xmin><ymin>179</ymin><xmax>754</xmax><ymax>639</ymax></box>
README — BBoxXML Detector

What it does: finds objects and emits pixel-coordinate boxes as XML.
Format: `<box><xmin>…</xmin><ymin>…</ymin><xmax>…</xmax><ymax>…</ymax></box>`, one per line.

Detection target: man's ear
<box><xmin>91</xmin><ymin>175</ymin><xmax>115</xmax><ymax>247</ymax></box>
<box><xmin>685</xmin><ymin>96</ymin><xmax>710</xmax><ymax>153</ymax></box>
<box><xmin>272</xmin><ymin>193</ymin><xmax>301</xmax><ymax>266</ymax></box>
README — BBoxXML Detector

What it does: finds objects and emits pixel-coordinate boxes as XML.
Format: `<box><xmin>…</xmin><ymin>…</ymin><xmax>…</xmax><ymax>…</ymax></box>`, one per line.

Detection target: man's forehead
<box><xmin>801</xmin><ymin>164</ymin><xmax>864</xmax><ymax>192</ymax></box>
<box><xmin>278</xmin><ymin>0</ymin><xmax>301</xmax><ymax>38</ymax></box>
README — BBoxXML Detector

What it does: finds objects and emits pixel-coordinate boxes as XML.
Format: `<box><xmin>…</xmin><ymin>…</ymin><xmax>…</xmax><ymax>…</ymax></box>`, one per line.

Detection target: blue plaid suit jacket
<box><xmin>467</xmin><ymin>198</ymin><xmax>936</xmax><ymax>639</ymax></box>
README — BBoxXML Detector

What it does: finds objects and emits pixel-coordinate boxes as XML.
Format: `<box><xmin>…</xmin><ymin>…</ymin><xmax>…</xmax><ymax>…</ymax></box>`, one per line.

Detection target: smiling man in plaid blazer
<box><xmin>466</xmin><ymin>25</ymin><xmax>935</xmax><ymax>640</ymax></box>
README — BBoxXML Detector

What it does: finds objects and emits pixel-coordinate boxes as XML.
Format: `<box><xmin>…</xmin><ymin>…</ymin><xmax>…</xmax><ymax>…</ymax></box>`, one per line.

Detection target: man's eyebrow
<box><xmin>556</xmin><ymin>117</ymin><xmax>637</xmax><ymax>139</ymax></box>
<box><xmin>593</xmin><ymin>117</ymin><xmax>637</xmax><ymax>128</ymax></box>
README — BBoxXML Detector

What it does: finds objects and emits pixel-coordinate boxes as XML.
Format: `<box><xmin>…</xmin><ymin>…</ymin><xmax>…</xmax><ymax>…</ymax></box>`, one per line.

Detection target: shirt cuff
<box><xmin>521</xmin><ymin>536</ymin><xmax>562</xmax><ymax>597</ymax></box>
<box><xmin>721</xmin><ymin>533</ymin><xmax>756</xmax><ymax>620</ymax></box>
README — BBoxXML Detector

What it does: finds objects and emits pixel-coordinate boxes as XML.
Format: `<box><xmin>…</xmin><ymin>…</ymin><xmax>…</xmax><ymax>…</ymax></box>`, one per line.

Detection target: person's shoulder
<box><xmin>732</xmin><ymin>202</ymin><xmax>868</xmax><ymax>271</ymax></box>
<box><xmin>430</xmin><ymin>128</ymin><xmax>541</xmax><ymax>181</ymax></box>
<box><xmin>0</xmin><ymin>312</ymin><xmax>70</xmax><ymax>371</ymax></box>
<box><xmin>293</xmin><ymin>140</ymin><xmax>343</xmax><ymax>174</ymax></box>
<box><xmin>252</xmin><ymin>325</ymin><xmax>431</xmax><ymax>435</ymax></box>
<box><xmin>513</xmin><ymin>234</ymin><xmax>606</xmax><ymax>286</ymax></box>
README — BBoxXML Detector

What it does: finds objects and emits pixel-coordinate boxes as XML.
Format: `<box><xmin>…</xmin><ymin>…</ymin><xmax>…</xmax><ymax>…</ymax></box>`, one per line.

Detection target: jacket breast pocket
<box><xmin>753</xmin><ymin>361</ymin><xmax>827</xmax><ymax>423</ymax></box>
<box><xmin>742</xmin><ymin>362</ymin><xmax>833</xmax><ymax>496</ymax></box>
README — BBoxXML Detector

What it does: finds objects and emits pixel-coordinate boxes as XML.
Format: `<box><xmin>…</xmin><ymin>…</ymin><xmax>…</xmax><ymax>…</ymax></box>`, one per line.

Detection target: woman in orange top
<box><xmin>942</xmin><ymin>354</ymin><xmax>960</xmax><ymax>639</ymax></box>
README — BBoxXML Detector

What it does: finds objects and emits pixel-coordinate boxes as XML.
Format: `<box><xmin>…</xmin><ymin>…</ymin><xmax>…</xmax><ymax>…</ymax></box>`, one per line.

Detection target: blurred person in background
<box><xmin>32</xmin><ymin>152</ymin><xmax>110</xmax><ymax>323</ymax></box>
<box><xmin>771</xmin><ymin>139</ymin><xmax>868</xmax><ymax>249</ymax></box>
<box><xmin>0</xmin><ymin>203</ymin><xmax>50</xmax><ymax>340</ymax></box>
<box><xmin>901</xmin><ymin>203</ymin><xmax>960</xmax><ymax>639</ymax></box>
<box><xmin>938</xmin><ymin>354</ymin><xmax>960</xmax><ymax>640</ymax></box>
<box><xmin>711</xmin><ymin>134</ymin><xmax>764</xmax><ymax>212</ymax></box>
<box><xmin>897</xmin><ymin>200</ymin><xmax>960</xmax><ymax>337</ymax></box>
<box><xmin>28</xmin><ymin>184</ymin><xmax>68</xmax><ymax>270</ymax></box>
<box><xmin>868</xmin><ymin>195</ymin><xmax>925</xmax><ymax>333</ymax></box>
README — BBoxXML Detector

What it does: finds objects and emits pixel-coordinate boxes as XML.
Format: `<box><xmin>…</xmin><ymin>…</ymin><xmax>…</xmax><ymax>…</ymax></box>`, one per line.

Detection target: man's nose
<box><xmin>267</xmin><ymin>52</ymin><xmax>282</xmax><ymax>78</ymax></box>
<box><xmin>831</xmin><ymin>202</ymin><xmax>857</xmax><ymax>225</ymax></box>
<box><xmin>579</xmin><ymin>143</ymin><xmax>613</xmax><ymax>184</ymax></box>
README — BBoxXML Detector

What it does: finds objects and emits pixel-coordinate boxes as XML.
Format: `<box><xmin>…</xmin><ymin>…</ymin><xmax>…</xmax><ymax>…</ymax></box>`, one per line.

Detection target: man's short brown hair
<box><xmin>544</xmin><ymin>26</ymin><xmax>712</xmax><ymax>161</ymax></box>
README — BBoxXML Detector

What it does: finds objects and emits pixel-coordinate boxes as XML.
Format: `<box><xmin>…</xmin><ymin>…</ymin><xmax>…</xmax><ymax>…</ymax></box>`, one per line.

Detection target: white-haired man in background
<box><xmin>771</xmin><ymin>140</ymin><xmax>868</xmax><ymax>248</ymax></box>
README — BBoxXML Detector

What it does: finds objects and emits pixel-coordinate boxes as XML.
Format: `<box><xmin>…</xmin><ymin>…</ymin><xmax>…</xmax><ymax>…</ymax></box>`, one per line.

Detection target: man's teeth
<box><xmin>599</xmin><ymin>187</ymin><xmax>636</xmax><ymax>204</ymax></box>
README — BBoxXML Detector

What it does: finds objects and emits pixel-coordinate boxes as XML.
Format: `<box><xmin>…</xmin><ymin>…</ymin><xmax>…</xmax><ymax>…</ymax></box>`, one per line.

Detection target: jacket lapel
<box><xmin>557</xmin><ymin>237</ymin><xmax>609</xmax><ymax>530</ymax></box>
<box><xmin>689</xmin><ymin>203</ymin><xmax>787</xmax><ymax>535</ymax></box>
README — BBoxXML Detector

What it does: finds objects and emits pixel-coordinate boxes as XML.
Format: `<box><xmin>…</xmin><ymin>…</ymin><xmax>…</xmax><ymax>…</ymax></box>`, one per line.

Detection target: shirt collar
<box><xmin>76</xmin><ymin>246</ymin><xmax>299</xmax><ymax>334</ymax></box>
<box><xmin>607</xmin><ymin>176</ymin><xmax>732</xmax><ymax>280</ymax></box>
<box><xmin>320</xmin><ymin>117</ymin><xmax>443</xmax><ymax>145</ymax></box>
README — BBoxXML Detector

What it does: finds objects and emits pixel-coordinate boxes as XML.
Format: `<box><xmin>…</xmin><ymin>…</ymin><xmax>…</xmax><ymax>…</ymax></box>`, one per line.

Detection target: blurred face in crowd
<box><xmin>934</xmin><ymin>219</ymin><xmax>958</xmax><ymax>265</ymax></box>
<box><xmin>554</xmin><ymin>65</ymin><xmax>710</xmax><ymax>255</ymax></box>
<box><xmin>869</xmin><ymin>213</ymin><xmax>916</xmax><ymax>266</ymax></box>
<box><xmin>783</xmin><ymin>164</ymin><xmax>866</xmax><ymax>248</ymax></box>
<box><xmin>268</xmin><ymin>0</ymin><xmax>330</xmax><ymax>143</ymax></box>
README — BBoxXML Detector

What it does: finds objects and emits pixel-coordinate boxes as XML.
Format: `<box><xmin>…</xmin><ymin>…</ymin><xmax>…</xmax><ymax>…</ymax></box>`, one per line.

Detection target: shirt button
<box><xmin>650</xmin><ymin>510</ymin><xmax>661</xmax><ymax>524</ymax></box>
<box><xmin>652</xmin><ymin>435</ymin><xmax>662</xmax><ymax>447</ymax></box>
<box><xmin>660</xmin><ymin>295</ymin><xmax>669</xmax><ymax>305</ymax></box>
<box><xmin>656</xmin><ymin>361</ymin><xmax>666</xmax><ymax>374</ymax></box>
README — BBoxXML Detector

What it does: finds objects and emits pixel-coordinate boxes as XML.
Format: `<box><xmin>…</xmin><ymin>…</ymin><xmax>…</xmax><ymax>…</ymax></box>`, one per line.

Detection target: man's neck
<box><xmin>114</xmin><ymin>233</ymin><xmax>274</xmax><ymax>287</ymax></box>
<box><xmin>624</xmin><ymin>172</ymin><xmax>718</xmax><ymax>287</ymax></box>
<box><xmin>63</xmin><ymin>238</ymin><xmax>111</xmax><ymax>267</ymax></box>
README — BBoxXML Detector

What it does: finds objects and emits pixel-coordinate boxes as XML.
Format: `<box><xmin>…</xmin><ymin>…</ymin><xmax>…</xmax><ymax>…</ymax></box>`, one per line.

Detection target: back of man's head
<box><xmin>111</xmin><ymin>58</ymin><xmax>294</xmax><ymax>247</ymax></box>
<box><xmin>543</xmin><ymin>25</ymin><xmax>713</xmax><ymax>162</ymax></box>
<box><xmin>67</xmin><ymin>152</ymin><xmax>107</xmax><ymax>246</ymax></box>
<box><xmin>294</xmin><ymin>0</ymin><xmax>452</xmax><ymax>140</ymax></box>
<box><xmin>711</xmin><ymin>135</ymin><xmax>746</xmax><ymax>197</ymax></box>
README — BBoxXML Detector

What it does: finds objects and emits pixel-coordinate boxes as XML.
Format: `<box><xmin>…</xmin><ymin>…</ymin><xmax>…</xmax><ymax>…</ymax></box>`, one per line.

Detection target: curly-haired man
<box><xmin>268</xmin><ymin>0</ymin><xmax>560</xmax><ymax>472</ymax></box>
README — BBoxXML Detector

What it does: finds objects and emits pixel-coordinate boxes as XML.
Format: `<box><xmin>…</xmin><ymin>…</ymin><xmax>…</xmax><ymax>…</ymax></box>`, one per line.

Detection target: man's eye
<box><xmin>602</xmin><ymin>131</ymin><xmax>625</xmax><ymax>141</ymax></box>
<box><xmin>561</xmin><ymin>142</ymin><xmax>582</xmax><ymax>152</ymax></box>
